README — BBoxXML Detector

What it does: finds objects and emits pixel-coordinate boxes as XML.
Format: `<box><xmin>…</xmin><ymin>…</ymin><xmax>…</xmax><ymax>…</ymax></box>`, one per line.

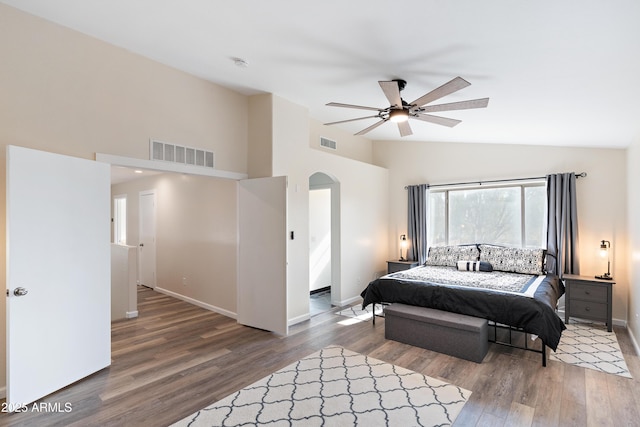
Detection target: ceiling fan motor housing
<box><xmin>393</xmin><ymin>79</ymin><xmax>407</xmax><ymax>92</ymax></box>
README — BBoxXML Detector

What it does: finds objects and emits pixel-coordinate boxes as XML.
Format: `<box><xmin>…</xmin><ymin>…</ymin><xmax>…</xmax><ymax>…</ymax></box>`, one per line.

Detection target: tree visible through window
<box><xmin>427</xmin><ymin>183</ymin><xmax>545</xmax><ymax>248</ymax></box>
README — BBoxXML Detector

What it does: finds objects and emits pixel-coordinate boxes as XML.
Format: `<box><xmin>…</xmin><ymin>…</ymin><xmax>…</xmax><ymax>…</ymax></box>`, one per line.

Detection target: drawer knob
<box><xmin>585</xmin><ymin>307</ymin><xmax>591</xmax><ymax>311</ymax></box>
<box><xmin>585</xmin><ymin>291</ymin><xmax>590</xmax><ymax>295</ymax></box>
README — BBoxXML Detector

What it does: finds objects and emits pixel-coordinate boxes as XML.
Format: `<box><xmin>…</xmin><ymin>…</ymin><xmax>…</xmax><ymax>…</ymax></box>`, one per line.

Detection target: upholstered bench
<box><xmin>384</xmin><ymin>304</ymin><xmax>488</xmax><ymax>363</ymax></box>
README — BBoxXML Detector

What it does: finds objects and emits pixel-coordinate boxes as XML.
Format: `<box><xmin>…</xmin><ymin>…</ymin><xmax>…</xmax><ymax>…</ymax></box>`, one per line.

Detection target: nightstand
<box><xmin>563</xmin><ymin>274</ymin><xmax>614</xmax><ymax>332</ymax></box>
<box><xmin>387</xmin><ymin>260</ymin><xmax>419</xmax><ymax>274</ymax></box>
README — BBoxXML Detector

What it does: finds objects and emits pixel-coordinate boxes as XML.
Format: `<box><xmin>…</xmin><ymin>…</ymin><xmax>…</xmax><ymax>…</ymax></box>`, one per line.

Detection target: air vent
<box><xmin>150</xmin><ymin>139</ymin><xmax>215</xmax><ymax>169</ymax></box>
<box><xmin>320</xmin><ymin>137</ymin><xmax>337</xmax><ymax>150</ymax></box>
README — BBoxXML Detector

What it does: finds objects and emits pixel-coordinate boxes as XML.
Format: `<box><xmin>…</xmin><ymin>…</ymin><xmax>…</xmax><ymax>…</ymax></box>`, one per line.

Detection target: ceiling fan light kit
<box><xmin>389</xmin><ymin>109</ymin><xmax>409</xmax><ymax>123</ymax></box>
<box><xmin>325</xmin><ymin>77</ymin><xmax>489</xmax><ymax>137</ymax></box>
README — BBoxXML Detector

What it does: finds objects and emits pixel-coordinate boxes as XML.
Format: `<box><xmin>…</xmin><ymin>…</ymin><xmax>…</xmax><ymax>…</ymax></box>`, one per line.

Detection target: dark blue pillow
<box><xmin>456</xmin><ymin>260</ymin><xmax>493</xmax><ymax>272</ymax></box>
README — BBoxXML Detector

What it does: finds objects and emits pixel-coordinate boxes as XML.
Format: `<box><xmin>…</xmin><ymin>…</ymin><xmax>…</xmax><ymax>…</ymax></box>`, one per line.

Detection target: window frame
<box><xmin>428</xmin><ymin>180</ymin><xmax>546</xmax><ymax>249</ymax></box>
<box><xmin>113</xmin><ymin>194</ymin><xmax>127</xmax><ymax>245</ymax></box>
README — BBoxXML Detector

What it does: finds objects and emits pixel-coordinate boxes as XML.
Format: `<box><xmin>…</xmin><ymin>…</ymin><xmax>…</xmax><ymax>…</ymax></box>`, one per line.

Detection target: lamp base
<box><xmin>595</xmin><ymin>274</ymin><xmax>613</xmax><ymax>280</ymax></box>
<box><xmin>399</xmin><ymin>257</ymin><xmax>406</xmax><ymax>262</ymax></box>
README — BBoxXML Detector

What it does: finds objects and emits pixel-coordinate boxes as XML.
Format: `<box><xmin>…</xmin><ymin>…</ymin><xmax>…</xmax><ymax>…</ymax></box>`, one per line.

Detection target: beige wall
<box><xmin>0</xmin><ymin>4</ymin><xmax>249</xmax><ymax>391</ymax></box>
<box><xmin>250</xmin><ymin>95</ymin><xmax>388</xmax><ymax>323</ymax></box>
<box><xmin>111</xmin><ymin>173</ymin><xmax>238</xmax><ymax>315</ymax></box>
<box><xmin>248</xmin><ymin>94</ymin><xmax>273</xmax><ymax>178</ymax></box>
<box><xmin>373</xmin><ymin>140</ymin><xmax>629</xmax><ymax>323</ymax></box>
<box><xmin>0</xmin><ymin>4</ymin><xmax>249</xmax><ymax>170</ymax></box>
<box><xmin>309</xmin><ymin>119</ymin><xmax>374</xmax><ymax>164</ymax></box>
<box><xmin>627</xmin><ymin>140</ymin><xmax>640</xmax><ymax>351</ymax></box>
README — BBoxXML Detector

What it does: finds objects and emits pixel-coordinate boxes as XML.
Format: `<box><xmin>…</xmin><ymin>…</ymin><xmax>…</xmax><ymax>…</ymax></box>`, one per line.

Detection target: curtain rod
<box><xmin>404</xmin><ymin>172</ymin><xmax>586</xmax><ymax>190</ymax></box>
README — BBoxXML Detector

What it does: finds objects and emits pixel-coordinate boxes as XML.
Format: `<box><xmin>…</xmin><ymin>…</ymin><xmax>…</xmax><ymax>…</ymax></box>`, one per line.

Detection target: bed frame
<box><xmin>488</xmin><ymin>321</ymin><xmax>547</xmax><ymax>366</ymax></box>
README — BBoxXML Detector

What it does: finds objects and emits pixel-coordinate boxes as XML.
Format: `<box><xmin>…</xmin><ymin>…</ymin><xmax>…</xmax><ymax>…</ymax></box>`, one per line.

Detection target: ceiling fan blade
<box><xmin>379</xmin><ymin>81</ymin><xmax>403</xmax><ymax>108</ymax></box>
<box><xmin>410</xmin><ymin>76</ymin><xmax>471</xmax><ymax>107</ymax></box>
<box><xmin>326</xmin><ymin>102</ymin><xmax>381</xmax><ymax>112</ymax></box>
<box><xmin>324</xmin><ymin>115</ymin><xmax>381</xmax><ymax>126</ymax></box>
<box><xmin>419</xmin><ymin>98</ymin><xmax>490</xmax><ymax>113</ymax></box>
<box><xmin>413</xmin><ymin>114</ymin><xmax>462</xmax><ymax>128</ymax></box>
<box><xmin>355</xmin><ymin>118</ymin><xmax>389</xmax><ymax>135</ymax></box>
<box><xmin>398</xmin><ymin>121</ymin><xmax>413</xmax><ymax>137</ymax></box>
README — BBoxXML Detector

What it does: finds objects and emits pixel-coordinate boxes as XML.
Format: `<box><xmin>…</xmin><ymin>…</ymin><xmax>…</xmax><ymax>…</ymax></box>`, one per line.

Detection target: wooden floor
<box><xmin>2</xmin><ymin>286</ymin><xmax>640</xmax><ymax>427</ymax></box>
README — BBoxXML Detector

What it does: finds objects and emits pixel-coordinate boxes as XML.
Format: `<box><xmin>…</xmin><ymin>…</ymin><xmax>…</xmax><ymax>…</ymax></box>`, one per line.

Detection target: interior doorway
<box><xmin>309</xmin><ymin>172</ymin><xmax>340</xmax><ymax>316</ymax></box>
<box><xmin>138</xmin><ymin>190</ymin><xmax>157</xmax><ymax>289</ymax></box>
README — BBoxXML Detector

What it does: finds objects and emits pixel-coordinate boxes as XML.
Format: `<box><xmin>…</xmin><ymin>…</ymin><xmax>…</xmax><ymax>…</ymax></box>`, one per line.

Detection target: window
<box><xmin>427</xmin><ymin>183</ymin><xmax>546</xmax><ymax>248</ymax></box>
<box><xmin>113</xmin><ymin>195</ymin><xmax>127</xmax><ymax>245</ymax></box>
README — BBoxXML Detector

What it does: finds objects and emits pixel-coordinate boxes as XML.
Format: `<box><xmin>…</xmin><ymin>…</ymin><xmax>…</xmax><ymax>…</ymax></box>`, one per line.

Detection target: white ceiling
<box><xmin>4</xmin><ymin>0</ymin><xmax>640</xmax><ymax>148</ymax></box>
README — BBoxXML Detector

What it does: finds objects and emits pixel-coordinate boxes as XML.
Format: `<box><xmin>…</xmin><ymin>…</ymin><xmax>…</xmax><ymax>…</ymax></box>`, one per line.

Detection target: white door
<box><xmin>6</xmin><ymin>145</ymin><xmax>111</xmax><ymax>407</ymax></box>
<box><xmin>238</xmin><ymin>176</ymin><xmax>288</xmax><ymax>336</ymax></box>
<box><xmin>139</xmin><ymin>191</ymin><xmax>156</xmax><ymax>288</ymax></box>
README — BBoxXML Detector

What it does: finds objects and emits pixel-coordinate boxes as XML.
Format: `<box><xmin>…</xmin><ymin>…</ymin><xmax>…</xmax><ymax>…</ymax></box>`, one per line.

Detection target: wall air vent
<box><xmin>150</xmin><ymin>139</ymin><xmax>215</xmax><ymax>169</ymax></box>
<box><xmin>320</xmin><ymin>137</ymin><xmax>337</xmax><ymax>150</ymax></box>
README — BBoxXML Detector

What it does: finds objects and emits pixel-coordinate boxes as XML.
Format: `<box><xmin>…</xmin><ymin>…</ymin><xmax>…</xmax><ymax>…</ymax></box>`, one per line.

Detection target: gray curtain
<box><xmin>407</xmin><ymin>184</ymin><xmax>429</xmax><ymax>264</ymax></box>
<box><xmin>546</xmin><ymin>173</ymin><xmax>580</xmax><ymax>276</ymax></box>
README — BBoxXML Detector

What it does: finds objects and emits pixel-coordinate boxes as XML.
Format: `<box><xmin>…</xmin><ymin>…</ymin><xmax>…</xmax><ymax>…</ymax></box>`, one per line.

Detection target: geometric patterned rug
<box><xmin>549</xmin><ymin>321</ymin><xmax>632</xmax><ymax>378</ymax></box>
<box><xmin>171</xmin><ymin>345</ymin><xmax>471</xmax><ymax>426</ymax></box>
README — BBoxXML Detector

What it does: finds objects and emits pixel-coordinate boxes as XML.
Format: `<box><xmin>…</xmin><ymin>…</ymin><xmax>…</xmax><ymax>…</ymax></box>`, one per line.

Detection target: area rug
<box><xmin>336</xmin><ymin>304</ymin><xmax>383</xmax><ymax>321</ymax></box>
<box><xmin>172</xmin><ymin>345</ymin><xmax>471</xmax><ymax>426</ymax></box>
<box><xmin>549</xmin><ymin>321</ymin><xmax>632</xmax><ymax>378</ymax></box>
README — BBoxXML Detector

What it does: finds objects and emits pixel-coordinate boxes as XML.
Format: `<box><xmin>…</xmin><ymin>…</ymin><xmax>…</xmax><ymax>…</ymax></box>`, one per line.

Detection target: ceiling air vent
<box><xmin>150</xmin><ymin>139</ymin><xmax>214</xmax><ymax>169</ymax></box>
<box><xmin>320</xmin><ymin>137</ymin><xmax>337</xmax><ymax>150</ymax></box>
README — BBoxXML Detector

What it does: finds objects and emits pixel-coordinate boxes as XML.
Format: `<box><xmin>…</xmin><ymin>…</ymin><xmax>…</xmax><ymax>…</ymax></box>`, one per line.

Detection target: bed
<box><xmin>360</xmin><ymin>244</ymin><xmax>566</xmax><ymax>359</ymax></box>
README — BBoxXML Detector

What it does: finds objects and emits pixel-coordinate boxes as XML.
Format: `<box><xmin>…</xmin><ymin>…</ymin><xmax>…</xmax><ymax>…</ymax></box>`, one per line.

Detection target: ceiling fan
<box><xmin>324</xmin><ymin>77</ymin><xmax>489</xmax><ymax>137</ymax></box>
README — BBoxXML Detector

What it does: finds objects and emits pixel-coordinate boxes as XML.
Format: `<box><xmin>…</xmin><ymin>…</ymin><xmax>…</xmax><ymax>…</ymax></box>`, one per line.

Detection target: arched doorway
<box><xmin>309</xmin><ymin>172</ymin><xmax>340</xmax><ymax>316</ymax></box>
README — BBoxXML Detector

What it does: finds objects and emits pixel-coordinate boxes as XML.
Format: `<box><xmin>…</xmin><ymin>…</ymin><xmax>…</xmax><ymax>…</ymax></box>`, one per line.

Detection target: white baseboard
<box><xmin>628</xmin><ymin>325</ymin><xmax>640</xmax><ymax>356</ymax></box>
<box><xmin>613</xmin><ymin>317</ymin><xmax>627</xmax><ymax>327</ymax></box>
<box><xmin>335</xmin><ymin>295</ymin><xmax>362</xmax><ymax>308</ymax></box>
<box><xmin>155</xmin><ymin>287</ymin><xmax>237</xmax><ymax>319</ymax></box>
<box><xmin>288</xmin><ymin>313</ymin><xmax>310</xmax><ymax>326</ymax></box>
<box><xmin>557</xmin><ymin>309</ymin><xmax>627</xmax><ymax>328</ymax></box>
<box><xmin>125</xmin><ymin>310</ymin><xmax>139</xmax><ymax>319</ymax></box>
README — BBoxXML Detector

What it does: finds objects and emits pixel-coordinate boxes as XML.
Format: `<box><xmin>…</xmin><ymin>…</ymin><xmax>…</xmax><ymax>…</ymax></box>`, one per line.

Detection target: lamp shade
<box><xmin>595</xmin><ymin>239</ymin><xmax>612</xmax><ymax>280</ymax></box>
<box><xmin>399</xmin><ymin>234</ymin><xmax>407</xmax><ymax>261</ymax></box>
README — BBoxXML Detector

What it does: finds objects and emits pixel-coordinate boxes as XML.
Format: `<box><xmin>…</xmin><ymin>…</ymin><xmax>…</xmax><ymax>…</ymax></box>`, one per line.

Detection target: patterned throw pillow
<box><xmin>456</xmin><ymin>260</ymin><xmax>493</xmax><ymax>272</ymax></box>
<box><xmin>425</xmin><ymin>245</ymin><xmax>480</xmax><ymax>267</ymax></box>
<box><xmin>478</xmin><ymin>244</ymin><xmax>546</xmax><ymax>275</ymax></box>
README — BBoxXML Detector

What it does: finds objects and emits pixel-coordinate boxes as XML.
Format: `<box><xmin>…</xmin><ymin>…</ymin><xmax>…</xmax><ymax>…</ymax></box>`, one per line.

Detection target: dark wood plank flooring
<box><xmin>2</xmin><ymin>286</ymin><xmax>639</xmax><ymax>426</ymax></box>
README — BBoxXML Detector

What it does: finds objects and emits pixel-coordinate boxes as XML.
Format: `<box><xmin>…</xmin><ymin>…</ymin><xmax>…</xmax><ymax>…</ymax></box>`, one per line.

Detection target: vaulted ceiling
<box><xmin>3</xmin><ymin>0</ymin><xmax>639</xmax><ymax>148</ymax></box>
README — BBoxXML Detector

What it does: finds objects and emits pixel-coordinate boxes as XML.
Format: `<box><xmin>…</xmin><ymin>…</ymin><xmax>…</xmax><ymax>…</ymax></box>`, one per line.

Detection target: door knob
<box><xmin>13</xmin><ymin>287</ymin><xmax>28</xmax><ymax>297</ymax></box>
<box><xmin>140</xmin><ymin>243</ymin><xmax>144</xmax><ymax>247</ymax></box>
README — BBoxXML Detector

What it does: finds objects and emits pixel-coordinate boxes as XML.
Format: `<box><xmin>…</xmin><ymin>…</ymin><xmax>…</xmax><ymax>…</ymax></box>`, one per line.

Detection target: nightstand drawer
<box><xmin>570</xmin><ymin>282</ymin><xmax>608</xmax><ymax>302</ymax></box>
<box><xmin>568</xmin><ymin>299</ymin><xmax>607</xmax><ymax>321</ymax></box>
